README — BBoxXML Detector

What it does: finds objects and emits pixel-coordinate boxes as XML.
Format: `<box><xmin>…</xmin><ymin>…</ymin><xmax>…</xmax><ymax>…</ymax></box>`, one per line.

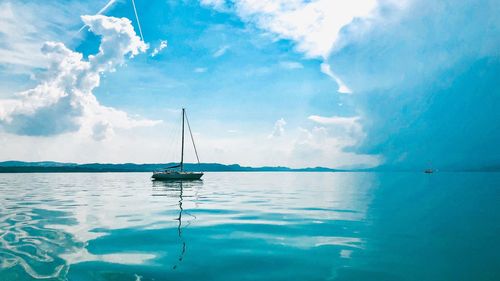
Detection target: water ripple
<box><xmin>3</xmin><ymin>172</ymin><xmax>493</xmax><ymax>280</ymax></box>
<box><xmin>0</xmin><ymin>172</ymin><xmax>374</xmax><ymax>280</ymax></box>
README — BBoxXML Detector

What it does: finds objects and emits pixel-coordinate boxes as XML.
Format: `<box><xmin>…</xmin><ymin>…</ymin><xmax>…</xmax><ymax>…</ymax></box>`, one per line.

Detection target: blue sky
<box><xmin>0</xmin><ymin>0</ymin><xmax>498</xmax><ymax>169</ymax></box>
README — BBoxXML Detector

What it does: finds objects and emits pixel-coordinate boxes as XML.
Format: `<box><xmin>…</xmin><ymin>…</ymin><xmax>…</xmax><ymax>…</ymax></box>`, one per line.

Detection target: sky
<box><xmin>0</xmin><ymin>0</ymin><xmax>498</xmax><ymax>170</ymax></box>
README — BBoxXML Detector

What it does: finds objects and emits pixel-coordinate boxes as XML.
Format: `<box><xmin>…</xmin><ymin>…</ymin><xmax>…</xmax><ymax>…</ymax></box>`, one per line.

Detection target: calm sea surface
<box><xmin>0</xmin><ymin>172</ymin><xmax>498</xmax><ymax>281</ymax></box>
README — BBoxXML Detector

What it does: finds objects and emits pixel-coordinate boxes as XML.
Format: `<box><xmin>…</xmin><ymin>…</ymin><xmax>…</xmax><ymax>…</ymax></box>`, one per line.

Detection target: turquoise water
<box><xmin>0</xmin><ymin>172</ymin><xmax>498</xmax><ymax>281</ymax></box>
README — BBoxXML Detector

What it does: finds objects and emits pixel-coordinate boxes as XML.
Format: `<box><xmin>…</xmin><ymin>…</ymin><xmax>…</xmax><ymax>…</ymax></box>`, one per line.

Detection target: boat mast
<box><xmin>180</xmin><ymin>108</ymin><xmax>185</xmax><ymax>172</ymax></box>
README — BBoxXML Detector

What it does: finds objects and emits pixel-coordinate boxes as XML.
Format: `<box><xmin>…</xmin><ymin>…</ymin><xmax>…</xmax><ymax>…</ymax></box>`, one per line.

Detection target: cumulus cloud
<box><xmin>194</xmin><ymin>124</ymin><xmax>379</xmax><ymax>169</ymax></box>
<box><xmin>290</xmin><ymin>126</ymin><xmax>363</xmax><ymax>167</ymax></box>
<box><xmin>288</xmin><ymin>124</ymin><xmax>378</xmax><ymax>169</ymax></box>
<box><xmin>91</xmin><ymin>121</ymin><xmax>113</xmax><ymax>141</ymax></box>
<box><xmin>78</xmin><ymin>0</ymin><xmax>120</xmax><ymax>33</ymax></box>
<box><xmin>269</xmin><ymin>115</ymin><xmax>377</xmax><ymax>169</ymax></box>
<box><xmin>307</xmin><ymin>115</ymin><xmax>366</xmax><ymax>147</ymax></box>
<box><xmin>192</xmin><ymin>115</ymin><xmax>376</xmax><ymax>169</ymax></box>
<box><xmin>0</xmin><ymin>15</ymin><xmax>159</xmax><ymax>140</ymax></box>
<box><xmin>269</xmin><ymin>118</ymin><xmax>286</xmax><ymax>138</ymax></box>
<box><xmin>151</xmin><ymin>40</ymin><xmax>168</xmax><ymax>57</ymax></box>
<box><xmin>330</xmin><ymin>0</ymin><xmax>500</xmax><ymax>170</ymax></box>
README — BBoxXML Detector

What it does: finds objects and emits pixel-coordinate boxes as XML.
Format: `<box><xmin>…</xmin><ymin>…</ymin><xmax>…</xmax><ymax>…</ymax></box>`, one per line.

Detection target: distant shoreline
<box><xmin>0</xmin><ymin>161</ymin><xmax>341</xmax><ymax>173</ymax></box>
<box><xmin>1</xmin><ymin>161</ymin><xmax>499</xmax><ymax>173</ymax></box>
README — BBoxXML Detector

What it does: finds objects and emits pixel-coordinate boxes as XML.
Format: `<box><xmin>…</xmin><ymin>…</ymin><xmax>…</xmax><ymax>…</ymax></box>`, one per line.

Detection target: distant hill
<box><xmin>0</xmin><ymin>161</ymin><xmax>78</xmax><ymax>167</ymax></box>
<box><xmin>0</xmin><ymin>161</ymin><xmax>340</xmax><ymax>173</ymax></box>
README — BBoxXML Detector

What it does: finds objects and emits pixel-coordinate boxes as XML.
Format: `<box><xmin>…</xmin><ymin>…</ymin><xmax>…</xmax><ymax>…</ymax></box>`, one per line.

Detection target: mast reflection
<box><xmin>151</xmin><ymin>180</ymin><xmax>201</xmax><ymax>270</ymax></box>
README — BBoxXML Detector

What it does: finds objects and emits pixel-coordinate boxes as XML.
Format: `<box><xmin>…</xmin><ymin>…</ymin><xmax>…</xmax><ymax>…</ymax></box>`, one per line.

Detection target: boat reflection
<box><xmin>152</xmin><ymin>180</ymin><xmax>202</xmax><ymax>270</ymax></box>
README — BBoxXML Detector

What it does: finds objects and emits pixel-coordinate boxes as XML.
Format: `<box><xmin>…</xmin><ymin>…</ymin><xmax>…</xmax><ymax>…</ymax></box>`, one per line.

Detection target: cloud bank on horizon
<box><xmin>0</xmin><ymin>15</ymin><xmax>159</xmax><ymax>140</ymax></box>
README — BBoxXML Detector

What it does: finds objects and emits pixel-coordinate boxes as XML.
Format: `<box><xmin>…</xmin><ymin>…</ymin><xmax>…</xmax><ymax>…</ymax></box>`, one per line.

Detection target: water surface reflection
<box><xmin>152</xmin><ymin>180</ymin><xmax>203</xmax><ymax>270</ymax></box>
<box><xmin>1</xmin><ymin>172</ymin><xmax>497</xmax><ymax>280</ymax></box>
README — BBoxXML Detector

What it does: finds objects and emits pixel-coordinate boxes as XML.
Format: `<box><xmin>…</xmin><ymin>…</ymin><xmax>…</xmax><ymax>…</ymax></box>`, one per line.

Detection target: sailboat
<box><xmin>152</xmin><ymin>108</ymin><xmax>204</xmax><ymax>180</ymax></box>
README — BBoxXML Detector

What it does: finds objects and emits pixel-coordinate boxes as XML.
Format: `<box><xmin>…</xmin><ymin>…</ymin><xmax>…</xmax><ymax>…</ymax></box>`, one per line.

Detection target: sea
<box><xmin>0</xmin><ymin>172</ymin><xmax>498</xmax><ymax>281</ymax></box>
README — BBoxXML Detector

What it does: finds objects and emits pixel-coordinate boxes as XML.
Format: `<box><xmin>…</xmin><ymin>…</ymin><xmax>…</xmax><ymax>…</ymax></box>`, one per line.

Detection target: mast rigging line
<box><xmin>184</xmin><ymin>110</ymin><xmax>201</xmax><ymax>165</ymax></box>
<box><xmin>162</xmin><ymin>114</ymin><xmax>181</xmax><ymax>168</ymax></box>
<box><xmin>76</xmin><ymin>0</ymin><xmax>144</xmax><ymax>40</ymax></box>
<box><xmin>131</xmin><ymin>0</ymin><xmax>145</xmax><ymax>41</ymax></box>
<box><xmin>77</xmin><ymin>0</ymin><xmax>118</xmax><ymax>34</ymax></box>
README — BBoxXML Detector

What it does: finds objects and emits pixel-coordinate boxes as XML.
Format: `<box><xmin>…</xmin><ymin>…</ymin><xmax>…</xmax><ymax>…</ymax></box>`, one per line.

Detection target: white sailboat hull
<box><xmin>152</xmin><ymin>171</ymin><xmax>203</xmax><ymax>180</ymax></box>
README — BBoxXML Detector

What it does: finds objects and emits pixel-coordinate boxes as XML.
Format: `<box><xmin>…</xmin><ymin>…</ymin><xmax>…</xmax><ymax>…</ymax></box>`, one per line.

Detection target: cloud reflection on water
<box><xmin>0</xmin><ymin>172</ymin><xmax>376</xmax><ymax>280</ymax></box>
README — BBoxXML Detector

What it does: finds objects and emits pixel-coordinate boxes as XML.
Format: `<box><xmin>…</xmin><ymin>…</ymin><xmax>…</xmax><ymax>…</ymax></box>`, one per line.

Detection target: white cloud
<box><xmin>279</xmin><ymin>61</ymin><xmax>303</xmax><ymax>70</ymax></box>
<box><xmin>194</xmin><ymin>124</ymin><xmax>379</xmax><ymax>169</ymax></box>
<box><xmin>269</xmin><ymin>118</ymin><xmax>286</xmax><ymax>138</ymax></box>
<box><xmin>150</xmin><ymin>40</ymin><xmax>168</xmax><ymax>57</ymax></box>
<box><xmin>200</xmin><ymin>0</ymin><xmax>377</xmax><ymax>93</ymax></box>
<box><xmin>308</xmin><ymin>115</ymin><xmax>363</xmax><ymax>138</ymax></box>
<box><xmin>213</xmin><ymin>45</ymin><xmax>230</xmax><ymax>58</ymax></box>
<box><xmin>0</xmin><ymin>117</ymin><xmax>378</xmax><ymax>168</ymax></box>
<box><xmin>201</xmin><ymin>0</ymin><xmax>227</xmax><ymax>11</ymax></box>
<box><xmin>233</xmin><ymin>0</ymin><xmax>377</xmax><ymax>58</ymax></box>
<box><xmin>0</xmin><ymin>15</ymin><xmax>159</xmax><ymax>140</ymax></box>
<box><xmin>194</xmin><ymin>67</ymin><xmax>208</xmax><ymax>73</ymax></box>
<box><xmin>91</xmin><ymin>121</ymin><xmax>113</xmax><ymax>141</ymax></box>
<box><xmin>0</xmin><ymin>1</ymin><xmax>89</xmax><ymax>71</ymax></box>
<box><xmin>308</xmin><ymin>115</ymin><xmax>359</xmax><ymax>127</ymax></box>
<box><xmin>78</xmin><ymin>0</ymin><xmax>120</xmax><ymax>33</ymax></box>
<box><xmin>96</xmin><ymin>0</ymin><xmax>119</xmax><ymax>15</ymax></box>
<box><xmin>288</xmin><ymin>128</ymin><xmax>375</xmax><ymax>168</ymax></box>
<box><xmin>320</xmin><ymin>62</ymin><xmax>352</xmax><ymax>94</ymax></box>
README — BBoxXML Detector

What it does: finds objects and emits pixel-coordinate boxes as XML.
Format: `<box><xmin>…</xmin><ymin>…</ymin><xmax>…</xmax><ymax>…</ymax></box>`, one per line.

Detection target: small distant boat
<box><xmin>424</xmin><ymin>169</ymin><xmax>434</xmax><ymax>174</ymax></box>
<box><xmin>152</xmin><ymin>108</ymin><xmax>203</xmax><ymax>181</ymax></box>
